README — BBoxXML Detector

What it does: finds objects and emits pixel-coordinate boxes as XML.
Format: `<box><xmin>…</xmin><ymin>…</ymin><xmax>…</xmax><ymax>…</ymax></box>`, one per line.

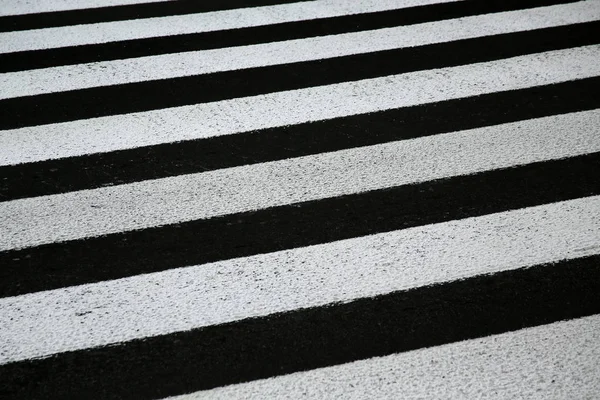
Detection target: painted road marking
<box><xmin>3</xmin><ymin>1</ymin><xmax>597</xmax><ymax>98</ymax></box>
<box><xmin>2</xmin><ymin>45</ymin><xmax>599</xmax><ymax>166</ymax></box>
<box><xmin>173</xmin><ymin>314</ymin><xmax>600</xmax><ymax>400</ymax></box>
<box><xmin>0</xmin><ymin>0</ymin><xmax>456</xmax><ymax>53</ymax></box>
<box><xmin>1</xmin><ymin>110</ymin><xmax>598</xmax><ymax>251</ymax></box>
<box><xmin>1</xmin><ymin>196</ymin><xmax>599</xmax><ymax>364</ymax></box>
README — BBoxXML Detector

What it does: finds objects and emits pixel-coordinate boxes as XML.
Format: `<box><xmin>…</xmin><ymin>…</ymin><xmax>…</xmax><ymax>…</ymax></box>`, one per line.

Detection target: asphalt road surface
<box><xmin>1</xmin><ymin>0</ymin><xmax>599</xmax><ymax>398</ymax></box>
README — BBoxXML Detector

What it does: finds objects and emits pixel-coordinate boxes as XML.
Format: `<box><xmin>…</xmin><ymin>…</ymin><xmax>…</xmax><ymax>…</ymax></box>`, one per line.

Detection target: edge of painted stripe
<box><xmin>2</xmin><ymin>108</ymin><xmax>598</xmax><ymax>251</ymax></box>
<box><xmin>3</xmin><ymin>45</ymin><xmax>598</xmax><ymax>167</ymax></box>
<box><xmin>1</xmin><ymin>78</ymin><xmax>598</xmax><ymax>201</ymax></box>
<box><xmin>1</xmin><ymin>21</ymin><xmax>598</xmax><ymax>130</ymax></box>
<box><xmin>0</xmin><ymin>0</ymin><xmax>310</xmax><ymax>32</ymax></box>
<box><xmin>0</xmin><ymin>152</ymin><xmax>598</xmax><ymax>297</ymax></box>
<box><xmin>1</xmin><ymin>255</ymin><xmax>598</xmax><ymax>399</ymax></box>
<box><xmin>174</xmin><ymin>314</ymin><xmax>600</xmax><ymax>399</ymax></box>
<box><xmin>2</xmin><ymin>195</ymin><xmax>598</xmax><ymax>364</ymax></box>
<box><xmin>0</xmin><ymin>0</ymin><xmax>579</xmax><ymax>72</ymax></box>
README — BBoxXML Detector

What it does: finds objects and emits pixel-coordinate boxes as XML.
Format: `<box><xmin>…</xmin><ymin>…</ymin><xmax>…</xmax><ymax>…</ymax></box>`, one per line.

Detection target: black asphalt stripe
<box><xmin>2</xmin><ymin>22</ymin><xmax>598</xmax><ymax>131</ymax></box>
<box><xmin>1</xmin><ymin>255</ymin><xmax>598</xmax><ymax>400</ymax></box>
<box><xmin>0</xmin><ymin>0</ymin><xmax>309</xmax><ymax>33</ymax></box>
<box><xmin>1</xmin><ymin>78</ymin><xmax>598</xmax><ymax>201</ymax></box>
<box><xmin>1</xmin><ymin>153</ymin><xmax>598</xmax><ymax>298</ymax></box>
<box><xmin>0</xmin><ymin>0</ymin><xmax>578</xmax><ymax>73</ymax></box>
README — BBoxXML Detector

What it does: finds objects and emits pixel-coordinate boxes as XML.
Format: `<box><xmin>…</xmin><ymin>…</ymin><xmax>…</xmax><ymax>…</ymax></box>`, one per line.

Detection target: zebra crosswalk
<box><xmin>0</xmin><ymin>0</ymin><xmax>599</xmax><ymax>398</ymax></box>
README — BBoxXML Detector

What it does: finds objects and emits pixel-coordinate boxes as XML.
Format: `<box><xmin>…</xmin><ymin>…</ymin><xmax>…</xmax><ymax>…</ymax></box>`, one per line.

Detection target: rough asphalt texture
<box><xmin>0</xmin><ymin>0</ymin><xmax>599</xmax><ymax>399</ymax></box>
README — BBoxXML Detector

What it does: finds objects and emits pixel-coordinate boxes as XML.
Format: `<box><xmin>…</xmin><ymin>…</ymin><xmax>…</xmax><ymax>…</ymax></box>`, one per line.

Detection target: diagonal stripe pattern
<box><xmin>0</xmin><ymin>0</ymin><xmax>599</xmax><ymax>399</ymax></box>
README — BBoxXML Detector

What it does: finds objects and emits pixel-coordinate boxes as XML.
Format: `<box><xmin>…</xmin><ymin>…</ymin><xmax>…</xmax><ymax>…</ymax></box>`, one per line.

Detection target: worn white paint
<box><xmin>1</xmin><ymin>196</ymin><xmax>599</xmax><ymax>365</ymax></box>
<box><xmin>1</xmin><ymin>109</ymin><xmax>599</xmax><ymax>251</ymax></box>
<box><xmin>2</xmin><ymin>1</ymin><xmax>598</xmax><ymax>397</ymax></box>
<box><xmin>1</xmin><ymin>45</ymin><xmax>599</xmax><ymax>166</ymax></box>
<box><xmin>168</xmin><ymin>314</ymin><xmax>600</xmax><ymax>399</ymax></box>
<box><xmin>0</xmin><ymin>0</ymin><xmax>458</xmax><ymax>53</ymax></box>
<box><xmin>2</xmin><ymin>1</ymin><xmax>598</xmax><ymax>99</ymax></box>
<box><xmin>0</xmin><ymin>0</ymin><xmax>166</xmax><ymax>16</ymax></box>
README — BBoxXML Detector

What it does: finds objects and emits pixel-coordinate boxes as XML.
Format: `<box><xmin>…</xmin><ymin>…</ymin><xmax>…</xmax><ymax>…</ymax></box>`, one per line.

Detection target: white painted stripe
<box><xmin>1</xmin><ymin>45</ymin><xmax>599</xmax><ymax>167</ymax></box>
<box><xmin>169</xmin><ymin>314</ymin><xmax>600</xmax><ymax>400</ymax></box>
<box><xmin>2</xmin><ymin>2</ymin><xmax>597</xmax><ymax>99</ymax></box>
<box><xmin>1</xmin><ymin>197</ymin><xmax>599</xmax><ymax>364</ymax></box>
<box><xmin>1</xmin><ymin>109</ymin><xmax>599</xmax><ymax>251</ymax></box>
<box><xmin>0</xmin><ymin>0</ymin><xmax>457</xmax><ymax>53</ymax></box>
<box><xmin>0</xmin><ymin>0</ymin><xmax>166</xmax><ymax>17</ymax></box>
